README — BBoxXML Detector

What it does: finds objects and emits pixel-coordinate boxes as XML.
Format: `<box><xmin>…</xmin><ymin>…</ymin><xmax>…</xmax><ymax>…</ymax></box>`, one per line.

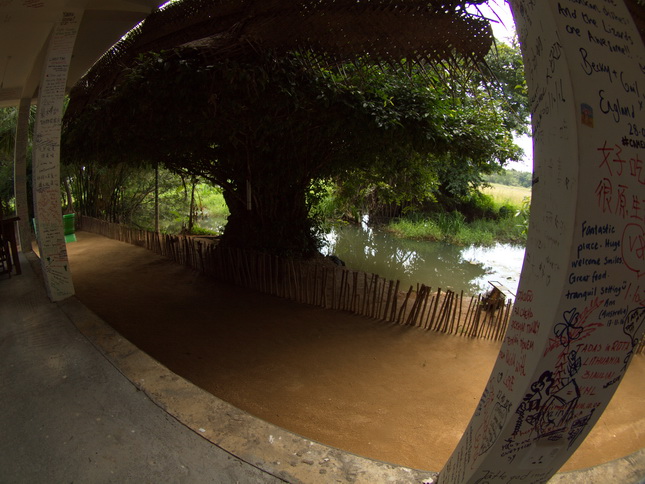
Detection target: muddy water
<box><xmin>322</xmin><ymin>222</ymin><xmax>526</xmax><ymax>295</ymax></box>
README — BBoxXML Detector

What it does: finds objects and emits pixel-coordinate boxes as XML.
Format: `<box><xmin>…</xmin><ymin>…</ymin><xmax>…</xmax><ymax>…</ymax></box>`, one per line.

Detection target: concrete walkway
<box><xmin>0</xmin><ymin>253</ymin><xmax>284</xmax><ymax>484</ymax></box>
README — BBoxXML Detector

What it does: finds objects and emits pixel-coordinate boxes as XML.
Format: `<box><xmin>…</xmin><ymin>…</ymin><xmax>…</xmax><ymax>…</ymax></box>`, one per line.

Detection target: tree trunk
<box><xmin>62</xmin><ymin>178</ymin><xmax>75</xmax><ymax>214</ymax></box>
<box><xmin>154</xmin><ymin>163</ymin><xmax>159</xmax><ymax>233</ymax></box>
<box><xmin>219</xmin><ymin>177</ymin><xmax>318</xmax><ymax>258</ymax></box>
<box><xmin>188</xmin><ymin>177</ymin><xmax>196</xmax><ymax>233</ymax></box>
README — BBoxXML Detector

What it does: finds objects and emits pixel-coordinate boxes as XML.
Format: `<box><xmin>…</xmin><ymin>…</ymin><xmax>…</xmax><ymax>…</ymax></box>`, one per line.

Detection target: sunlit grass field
<box><xmin>482</xmin><ymin>183</ymin><xmax>531</xmax><ymax>206</ymax></box>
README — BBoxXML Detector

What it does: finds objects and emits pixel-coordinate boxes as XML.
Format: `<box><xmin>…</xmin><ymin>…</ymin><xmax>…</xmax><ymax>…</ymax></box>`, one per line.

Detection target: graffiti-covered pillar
<box><xmin>32</xmin><ymin>10</ymin><xmax>82</xmax><ymax>302</ymax></box>
<box><xmin>439</xmin><ymin>1</ymin><xmax>645</xmax><ymax>482</ymax></box>
<box><xmin>14</xmin><ymin>97</ymin><xmax>32</xmax><ymax>252</ymax></box>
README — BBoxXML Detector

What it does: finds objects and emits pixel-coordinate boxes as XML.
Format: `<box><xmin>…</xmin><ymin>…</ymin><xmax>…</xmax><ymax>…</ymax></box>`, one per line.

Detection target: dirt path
<box><xmin>66</xmin><ymin>231</ymin><xmax>644</xmax><ymax>472</ymax></box>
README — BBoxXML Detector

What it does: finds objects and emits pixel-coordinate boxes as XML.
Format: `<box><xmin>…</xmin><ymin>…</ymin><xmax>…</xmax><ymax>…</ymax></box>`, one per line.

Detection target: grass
<box><xmin>387</xmin><ymin>213</ymin><xmax>525</xmax><ymax>246</ymax></box>
<box><xmin>481</xmin><ymin>183</ymin><xmax>531</xmax><ymax>207</ymax></box>
<box><xmin>386</xmin><ymin>185</ymin><xmax>531</xmax><ymax>246</ymax></box>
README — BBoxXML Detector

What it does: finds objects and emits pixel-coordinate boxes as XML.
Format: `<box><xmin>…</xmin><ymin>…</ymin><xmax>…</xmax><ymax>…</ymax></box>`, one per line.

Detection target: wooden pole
<box><xmin>383</xmin><ymin>280</ymin><xmax>393</xmax><ymax>322</ymax></box>
<box><xmin>424</xmin><ymin>294</ymin><xmax>436</xmax><ymax>330</ymax></box>
<box><xmin>429</xmin><ymin>288</ymin><xmax>441</xmax><ymax>331</ymax></box>
<box><xmin>371</xmin><ymin>274</ymin><xmax>379</xmax><ymax>319</ymax></box>
<box><xmin>397</xmin><ymin>286</ymin><xmax>413</xmax><ymax>324</ymax></box>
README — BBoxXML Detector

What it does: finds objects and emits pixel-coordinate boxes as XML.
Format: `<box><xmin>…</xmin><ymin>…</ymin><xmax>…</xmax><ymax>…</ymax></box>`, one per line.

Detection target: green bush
<box><xmin>189</xmin><ymin>225</ymin><xmax>220</xmax><ymax>236</ymax></box>
<box><xmin>387</xmin><ymin>207</ymin><xmax>527</xmax><ymax>246</ymax></box>
<box><xmin>435</xmin><ymin>211</ymin><xmax>466</xmax><ymax>235</ymax></box>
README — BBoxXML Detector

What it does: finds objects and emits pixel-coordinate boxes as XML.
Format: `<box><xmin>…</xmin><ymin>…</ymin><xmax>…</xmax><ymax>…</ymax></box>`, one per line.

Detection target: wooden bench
<box><xmin>0</xmin><ymin>216</ymin><xmax>21</xmax><ymax>276</ymax></box>
<box><xmin>482</xmin><ymin>280</ymin><xmax>514</xmax><ymax>311</ymax></box>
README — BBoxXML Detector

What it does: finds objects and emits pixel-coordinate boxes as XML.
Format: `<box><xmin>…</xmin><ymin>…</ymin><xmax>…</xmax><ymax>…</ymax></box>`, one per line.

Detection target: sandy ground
<box><xmin>66</xmin><ymin>231</ymin><xmax>644</xmax><ymax>472</ymax></box>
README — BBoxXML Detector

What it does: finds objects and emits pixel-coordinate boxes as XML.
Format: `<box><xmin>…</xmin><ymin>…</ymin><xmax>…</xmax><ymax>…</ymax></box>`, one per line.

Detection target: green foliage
<box><xmin>385</xmin><ymin>181</ymin><xmax>530</xmax><ymax>246</ymax></box>
<box><xmin>386</xmin><ymin>178</ymin><xmax>531</xmax><ymax>245</ymax></box>
<box><xmin>435</xmin><ymin>211</ymin><xmax>466</xmax><ymax>236</ymax></box>
<box><xmin>386</xmin><ymin>216</ymin><xmax>443</xmax><ymax>241</ymax></box>
<box><xmin>0</xmin><ymin>107</ymin><xmax>16</xmax><ymax>155</ymax></box>
<box><xmin>0</xmin><ymin>106</ymin><xmax>38</xmax><ymax>217</ymax></box>
<box><xmin>187</xmin><ymin>225</ymin><xmax>220</xmax><ymax>236</ymax></box>
<box><xmin>0</xmin><ymin>156</ymin><xmax>14</xmax><ymax>215</ymax></box>
<box><xmin>329</xmin><ymin>152</ymin><xmax>440</xmax><ymax>221</ymax></box>
<box><xmin>388</xmin><ymin>205</ymin><xmax>527</xmax><ymax>246</ymax></box>
<box><xmin>64</xmin><ymin>45</ymin><xmax>528</xmax><ymax>256</ymax></box>
<box><xmin>325</xmin><ymin>42</ymin><xmax>528</xmax><ymax>221</ymax></box>
<box><xmin>481</xmin><ymin>40</ymin><xmax>530</xmax><ymax>136</ymax></box>
<box><xmin>63</xmin><ymin>161</ymin><xmax>151</xmax><ymax>222</ymax></box>
<box><xmin>148</xmin><ymin>180</ymin><xmax>229</xmax><ymax>234</ymax></box>
<box><xmin>63</xmin><ymin>156</ymin><xmax>229</xmax><ymax>234</ymax></box>
<box><xmin>128</xmin><ymin>175</ymin><xmax>229</xmax><ymax>234</ymax></box>
<box><xmin>0</xmin><ymin>108</ymin><xmax>17</xmax><ymax>214</ymax></box>
<box><xmin>516</xmin><ymin>196</ymin><xmax>531</xmax><ymax>237</ymax></box>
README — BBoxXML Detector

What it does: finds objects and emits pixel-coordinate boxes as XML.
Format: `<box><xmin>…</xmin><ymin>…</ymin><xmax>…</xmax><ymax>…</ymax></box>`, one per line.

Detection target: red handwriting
<box><xmin>624</xmin><ymin>283</ymin><xmax>645</xmax><ymax>305</ymax></box>
<box><xmin>622</xmin><ymin>223</ymin><xmax>645</xmax><ymax>278</ymax></box>
<box><xmin>516</xmin><ymin>290</ymin><xmax>534</xmax><ymax>302</ymax></box>
<box><xmin>596</xmin><ymin>142</ymin><xmax>645</xmax><ymax>222</ymax></box>
<box><xmin>502</xmin><ymin>374</ymin><xmax>515</xmax><ymax>391</ymax></box>
<box><xmin>605</xmin><ymin>340</ymin><xmax>631</xmax><ymax>351</ymax></box>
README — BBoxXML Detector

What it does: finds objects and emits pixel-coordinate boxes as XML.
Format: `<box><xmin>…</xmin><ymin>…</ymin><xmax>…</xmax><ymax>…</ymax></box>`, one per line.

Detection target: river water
<box><xmin>321</xmin><ymin>221</ymin><xmax>526</xmax><ymax>296</ymax></box>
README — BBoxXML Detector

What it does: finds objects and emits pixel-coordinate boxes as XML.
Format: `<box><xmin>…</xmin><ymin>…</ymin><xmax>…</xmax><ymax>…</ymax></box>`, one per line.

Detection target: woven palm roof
<box><xmin>626</xmin><ymin>0</ymin><xmax>645</xmax><ymax>39</ymax></box>
<box><xmin>67</xmin><ymin>0</ymin><xmax>495</xmax><ymax>115</ymax></box>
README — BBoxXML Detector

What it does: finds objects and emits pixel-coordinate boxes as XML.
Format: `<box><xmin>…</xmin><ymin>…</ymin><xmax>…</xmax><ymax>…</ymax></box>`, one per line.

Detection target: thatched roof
<box><xmin>67</xmin><ymin>0</ymin><xmax>494</xmax><ymax>116</ymax></box>
<box><xmin>626</xmin><ymin>0</ymin><xmax>645</xmax><ymax>41</ymax></box>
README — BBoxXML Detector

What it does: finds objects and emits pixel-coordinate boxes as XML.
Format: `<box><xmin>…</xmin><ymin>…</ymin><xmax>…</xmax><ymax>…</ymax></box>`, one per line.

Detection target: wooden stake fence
<box><xmin>78</xmin><ymin>216</ymin><xmax>520</xmax><ymax>343</ymax></box>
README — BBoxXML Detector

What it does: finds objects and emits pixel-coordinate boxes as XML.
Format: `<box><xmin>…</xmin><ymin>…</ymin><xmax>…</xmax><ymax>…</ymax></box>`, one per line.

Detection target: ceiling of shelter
<box><xmin>626</xmin><ymin>0</ymin><xmax>645</xmax><ymax>38</ymax></box>
<box><xmin>2</xmin><ymin>0</ymin><xmax>644</xmax><ymax>110</ymax></box>
<box><xmin>0</xmin><ymin>0</ymin><xmax>164</xmax><ymax>108</ymax></box>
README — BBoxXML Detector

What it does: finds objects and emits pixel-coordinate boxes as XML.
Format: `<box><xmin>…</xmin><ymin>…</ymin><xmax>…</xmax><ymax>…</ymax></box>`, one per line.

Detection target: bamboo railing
<box><xmin>78</xmin><ymin>216</ymin><xmax>517</xmax><ymax>342</ymax></box>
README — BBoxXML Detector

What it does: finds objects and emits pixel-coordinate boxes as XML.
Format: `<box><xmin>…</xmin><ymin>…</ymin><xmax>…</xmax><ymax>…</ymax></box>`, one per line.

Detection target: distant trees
<box><xmin>484</xmin><ymin>169</ymin><xmax>532</xmax><ymax>188</ymax></box>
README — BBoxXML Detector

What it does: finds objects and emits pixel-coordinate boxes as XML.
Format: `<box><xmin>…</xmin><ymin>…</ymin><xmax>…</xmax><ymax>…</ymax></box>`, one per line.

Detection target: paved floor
<box><xmin>0</xmin><ymin>253</ymin><xmax>284</xmax><ymax>484</ymax></box>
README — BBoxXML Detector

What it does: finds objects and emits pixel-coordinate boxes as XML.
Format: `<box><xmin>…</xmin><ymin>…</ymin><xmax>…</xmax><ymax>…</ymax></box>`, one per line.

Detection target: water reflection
<box><xmin>322</xmin><ymin>222</ymin><xmax>525</xmax><ymax>295</ymax></box>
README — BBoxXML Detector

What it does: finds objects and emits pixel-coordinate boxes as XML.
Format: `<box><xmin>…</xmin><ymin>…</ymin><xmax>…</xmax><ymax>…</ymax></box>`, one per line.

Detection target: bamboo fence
<box><xmin>76</xmin><ymin>216</ymin><xmax>519</xmax><ymax>343</ymax></box>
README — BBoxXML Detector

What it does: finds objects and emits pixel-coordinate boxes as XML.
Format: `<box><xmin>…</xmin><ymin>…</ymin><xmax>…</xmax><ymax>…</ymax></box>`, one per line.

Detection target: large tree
<box><xmin>331</xmin><ymin>39</ymin><xmax>530</xmax><ymax>221</ymax></box>
<box><xmin>63</xmin><ymin>48</ymin><xmax>520</xmax><ymax>256</ymax></box>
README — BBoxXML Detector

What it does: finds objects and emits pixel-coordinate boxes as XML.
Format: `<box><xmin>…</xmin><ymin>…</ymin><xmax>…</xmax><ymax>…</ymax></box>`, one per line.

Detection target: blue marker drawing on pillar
<box><xmin>545</xmin><ymin>302</ymin><xmax>604</xmax><ymax>357</ymax></box>
<box><xmin>621</xmin><ymin>306</ymin><xmax>645</xmax><ymax>371</ymax></box>
<box><xmin>511</xmin><ymin>370</ymin><xmax>555</xmax><ymax>439</ymax></box>
<box><xmin>504</xmin><ymin>301</ymin><xmax>605</xmax><ymax>462</ymax></box>
<box><xmin>567</xmin><ymin>408</ymin><xmax>596</xmax><ymax>449</ymax></box>
<box><xmin>554</xmin><ymin>308</ymin><xmax>585</xmax><ymax>347</ymax></box>
<box><xmin>510</xmin><ymin>347</ymin><xmax>581</xmax><ymax>443</ymax></box>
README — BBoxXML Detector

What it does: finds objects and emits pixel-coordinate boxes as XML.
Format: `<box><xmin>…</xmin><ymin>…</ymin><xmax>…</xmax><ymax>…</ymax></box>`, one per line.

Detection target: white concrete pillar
<box><xmin>13</xmin><ymin>97</ymin><xmax>31</xmax><ymax>252</ymax></box>
<box><xmin>439</xmin><ymin>1</ymin><xmax>645</xmax><ymax>482</ymax></box>
<box><xmin>32</xmin><ymin>10</ymin><xmax>83</xmax><ymax>302</ymax></box>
